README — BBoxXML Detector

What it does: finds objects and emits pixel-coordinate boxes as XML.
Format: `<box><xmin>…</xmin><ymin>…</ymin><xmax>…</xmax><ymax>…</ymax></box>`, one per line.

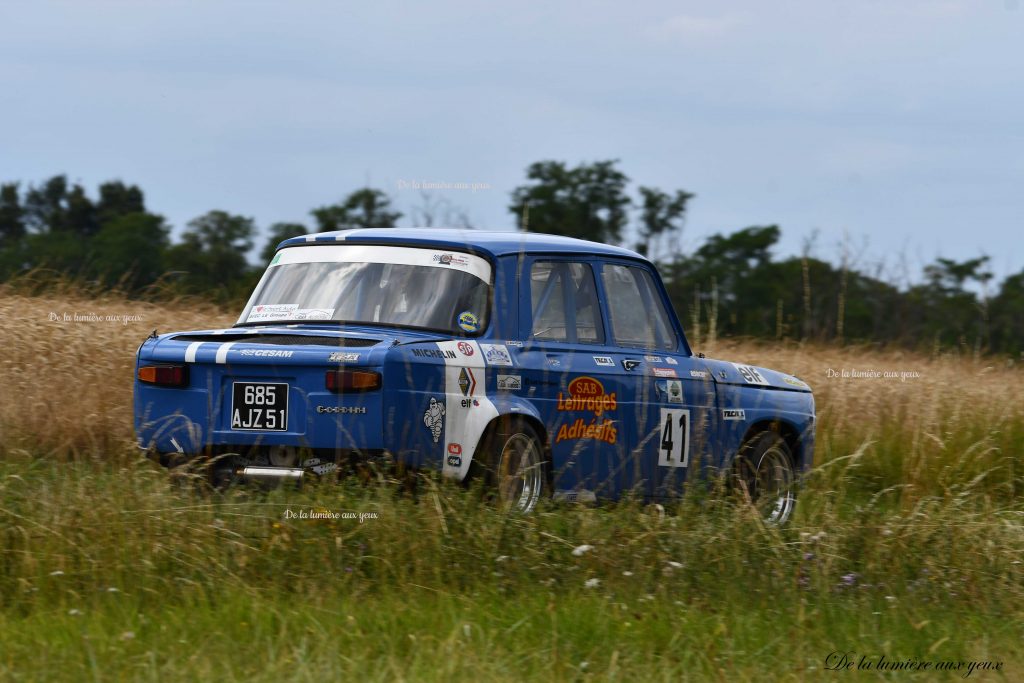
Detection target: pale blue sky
<box><xmin>1</xmin><ymin>1</ymin><xmax>1021</xmax><ymax>283</ymax></box>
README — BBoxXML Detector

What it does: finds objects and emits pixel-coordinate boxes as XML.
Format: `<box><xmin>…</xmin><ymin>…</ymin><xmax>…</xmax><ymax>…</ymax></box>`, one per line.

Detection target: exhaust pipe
<box><xmin>239</xmin><ymin>466</ymin><xmax>305</xmax><ymax>485</ymax></box>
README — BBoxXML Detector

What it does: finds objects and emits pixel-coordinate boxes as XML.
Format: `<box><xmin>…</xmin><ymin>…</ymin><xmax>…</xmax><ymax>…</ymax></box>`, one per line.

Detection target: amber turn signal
<box><xmin>137</xmin><ymin>364</ymin><xmax>189</xmax><ymax>387</ymax></box>
<box><xmin>325</xmin><ymin>369</ymin><xmax>381</xmax><ymax>392</ymax></box>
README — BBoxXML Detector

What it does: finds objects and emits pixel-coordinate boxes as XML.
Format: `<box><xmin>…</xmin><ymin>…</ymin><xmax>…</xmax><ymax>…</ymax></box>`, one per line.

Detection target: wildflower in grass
<box><xmin>840</xmin><ymin>573</ymin><xmax>858</xmax><ymax>587</ymax></box>
<box><xmin>68</xmin><ymin>609</ymin><xmax>82</xmax><ymax>616</ymax></box>
<box><xmin>495</xmin><ymin>555</ymin><xmax>509</xmax><ymax>563</ymax></box>
<box><xmin>120</xmin><ymin>631</ymin><xmax>135</xmax><ymax>641</ymax></box>
<box><xmin>49</xmin><ymin>570</ymin><xmax>64</xmax><ymax>576</ymax></box>
<box><xmin>584</xmin><ymin>578</ymin><xmax>601</xmax><ymax>589</ymax></box>
<box><xmin>667</xmin><ymin>561</ymin><xmax>683</xmax><ymax>569</ymax></box>
<box><xmin>572</xmin><ymin>544</ymin><xmax>594</xmax><ymax>557</ymax></box>
<box><xmin>622</xmin><ymin>571</ymin><xmax>634</xmax><ymax>577</ymax></box>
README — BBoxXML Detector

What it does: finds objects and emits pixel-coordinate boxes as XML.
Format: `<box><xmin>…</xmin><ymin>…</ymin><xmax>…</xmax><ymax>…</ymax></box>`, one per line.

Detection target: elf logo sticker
<box><xmin>733</xmin><ymin>364</ymin><xmax>768</xmax><ymax>385</ymax></box>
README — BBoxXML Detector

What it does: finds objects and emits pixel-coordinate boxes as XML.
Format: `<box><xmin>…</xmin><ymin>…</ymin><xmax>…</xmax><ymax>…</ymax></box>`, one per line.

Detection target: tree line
<box><xmin>1</xmin><ymin>164</ymin><xmax>1020</xmax><ymax>355</ymax></box>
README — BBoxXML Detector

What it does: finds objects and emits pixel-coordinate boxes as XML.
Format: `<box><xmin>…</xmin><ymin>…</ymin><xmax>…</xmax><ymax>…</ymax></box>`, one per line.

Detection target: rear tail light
<box><xmin>137</xmin><ymin>364</ymin><xmax>189</xmax><ymax>387</ymax></box>
<box><xmin>326</xmin><ymin>369</ymin><xmax>381</xmax><ymax>392</ymax></box>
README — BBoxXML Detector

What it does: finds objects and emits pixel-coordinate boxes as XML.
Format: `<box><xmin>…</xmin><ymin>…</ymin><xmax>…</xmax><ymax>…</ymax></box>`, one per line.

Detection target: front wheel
<box><xmin>472</xmin><ymin>419</ymin><xmax>547</xmax><ymax>513</ymax></box>
<box><xmin>732</xmin><ymin>431</ymin><xmax>797</xmax><ymax>524</ymax></box>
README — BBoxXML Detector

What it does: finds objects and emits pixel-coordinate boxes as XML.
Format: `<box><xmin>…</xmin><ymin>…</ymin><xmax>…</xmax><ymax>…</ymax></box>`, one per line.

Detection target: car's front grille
<box><xmin>172</xmin><ymin>333</ymin><xmax>381</xmax><ymax>347</ymax></box>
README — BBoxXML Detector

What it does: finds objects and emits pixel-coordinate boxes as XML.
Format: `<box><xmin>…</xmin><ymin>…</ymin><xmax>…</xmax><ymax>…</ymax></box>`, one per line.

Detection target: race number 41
<box><xmin>658</xmin><ymin>408</ymin><xmax>690</xmax><ymax>468</ymax></box>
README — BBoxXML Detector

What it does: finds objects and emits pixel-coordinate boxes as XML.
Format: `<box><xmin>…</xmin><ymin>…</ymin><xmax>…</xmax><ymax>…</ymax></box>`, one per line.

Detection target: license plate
<box><xmin>231</xmin><ymin>382</ymin><xmax>288</xmax><ymax>431</ymax></box>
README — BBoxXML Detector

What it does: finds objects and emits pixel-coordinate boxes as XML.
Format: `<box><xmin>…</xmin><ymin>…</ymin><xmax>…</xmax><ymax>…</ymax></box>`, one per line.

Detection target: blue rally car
<box><xmin>134</xmin><ymin>228</ymin><xmax>815</xmax><ymax>521</ymax></box>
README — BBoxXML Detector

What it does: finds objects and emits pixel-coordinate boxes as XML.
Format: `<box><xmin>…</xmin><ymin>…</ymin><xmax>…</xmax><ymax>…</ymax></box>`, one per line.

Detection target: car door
<box><xmin>516</xmin><ymin>257</ymin><xmax>634</xmax><ymax>500</ymax></box>
<box><xmin>596</xmin><ymin>261</ymin><xmax>717</xmax><ymax>500</ymax></box>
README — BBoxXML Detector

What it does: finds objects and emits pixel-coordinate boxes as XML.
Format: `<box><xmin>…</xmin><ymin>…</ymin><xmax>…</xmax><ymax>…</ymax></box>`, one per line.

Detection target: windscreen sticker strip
<box><xmin>271</xmin><ymin>244</ymin><xmax>491</xmax><ymax>282</ymax></box>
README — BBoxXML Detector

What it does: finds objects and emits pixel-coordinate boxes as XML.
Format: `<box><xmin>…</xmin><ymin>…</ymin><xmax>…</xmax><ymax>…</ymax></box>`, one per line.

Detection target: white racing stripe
<box><xmin>185</xmin><ymin>342</ymin><xmax>203</xmax><ymax>363</ymax></box>
<box><xmin>436</xmin><ymin>341</ymin><xmax>499</xmax><ymax>481</ymax></box>
<box><xmin>215</xmin><ymin>342</ymin><xmax>236</xmax><ymax>364</ymax></box>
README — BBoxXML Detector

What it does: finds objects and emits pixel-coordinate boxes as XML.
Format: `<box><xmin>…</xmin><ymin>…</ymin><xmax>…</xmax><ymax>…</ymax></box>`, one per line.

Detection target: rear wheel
<box><xmin>732</xmin><ymin>431</ymin><xmax>797</xmax><ymax>524</ymax></box>
<box><xmin>472</xmin><ymin>419</ymin><xmax>547</xmax><ymax>513</ymax></box>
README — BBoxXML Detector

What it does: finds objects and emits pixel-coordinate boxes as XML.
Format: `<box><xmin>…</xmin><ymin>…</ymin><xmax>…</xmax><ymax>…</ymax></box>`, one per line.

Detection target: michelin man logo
<box><xmin>423</xmin><ymin>396</ymin><xmax>446</xmax><ymax>443</ymax></box>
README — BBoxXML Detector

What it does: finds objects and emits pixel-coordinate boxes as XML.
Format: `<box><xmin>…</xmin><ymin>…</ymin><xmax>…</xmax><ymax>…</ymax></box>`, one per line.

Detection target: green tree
<box><xmin>311</xmin><ymin>189</ymin><xmax>402</xmax><ymax>232</ymax></box>
<box><xmin>636</xmin><ymin>187</ymin><xmax>694</xmax><ymax>260</ymax></box>
<box><xmin>509</xmin><ymin>160</ymin><xmax>631</xmax><ymax>243</ymax></box>
<box><xmin>89</xmin><ymin>213</ymin><xmax>170</xmax><ymax>290</ymax></box>
<box><xmin>167</xmin><ymin>210</ymin><xmax>256</xmax><ymax>298</ymax></box>
<box><xmin>261</xmin><ymin>222</ymin><xmax>308</xmax><ymax>262</ymax></box>
<box><xmin>96</xmin><ymin>181</ymin><xmax>146</xmax><ymax>225</ymax></box>
<box><xmin>0</xmin><ymin>183</ymin><xmax>25</xmax><ymax>246</ymax></box>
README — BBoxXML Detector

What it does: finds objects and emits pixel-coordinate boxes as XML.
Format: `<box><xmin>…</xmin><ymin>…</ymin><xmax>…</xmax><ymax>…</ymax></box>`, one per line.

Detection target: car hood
<box><xmin>698</xmin><ymin>357</ymin><xmax>812</xmax><ymax>393</ymax></box>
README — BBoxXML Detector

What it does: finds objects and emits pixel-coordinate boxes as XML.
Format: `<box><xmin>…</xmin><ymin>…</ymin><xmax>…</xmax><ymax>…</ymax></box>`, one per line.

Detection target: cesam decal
<box><xmin>555</xmin><ymin>376</ymin><xmax>618</xmax><ymax>445</ymax></box>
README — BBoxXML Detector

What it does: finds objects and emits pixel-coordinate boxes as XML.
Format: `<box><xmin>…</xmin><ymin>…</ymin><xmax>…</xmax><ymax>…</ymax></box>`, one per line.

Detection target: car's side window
<box><xmin>601</xmin><ymin>264</ymin><xmax>677</xmax><ymax>350</ymax></box>
<box><xmin>530</xmin><ymin>261</ymin><xmax>605</xmax><ymax>344</ymax></box>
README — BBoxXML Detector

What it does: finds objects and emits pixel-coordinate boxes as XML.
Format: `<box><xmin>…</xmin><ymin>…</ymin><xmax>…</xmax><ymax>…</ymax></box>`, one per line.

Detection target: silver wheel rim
<box><xmin>754</xmin><ymin>445</ymin><xmax>795</xmax><ymax>524</ymax></box>
<box><xmin>496</xmin><ymin>433</ymin><xmax>543</xmax><ymax>513</ymax></box>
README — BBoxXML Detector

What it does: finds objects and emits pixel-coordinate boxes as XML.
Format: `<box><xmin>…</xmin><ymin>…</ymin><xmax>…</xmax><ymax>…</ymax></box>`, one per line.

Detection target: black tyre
<box><xmin>732</xmin><ymin>430</ymin><xmax>797</xmax><ymax>524</ymax></box>
<box><xmin>472</xmin><ymin>418</ymin><xmax>547</xmax><ymax>513</ymax></box>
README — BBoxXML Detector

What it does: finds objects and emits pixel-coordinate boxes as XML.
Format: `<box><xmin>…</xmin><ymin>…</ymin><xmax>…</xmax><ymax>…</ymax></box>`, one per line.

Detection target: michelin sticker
<box><xmin>423</xmin><ymin>397</ymin><xmax>446</xmax><ymax>443</ymax></box>
<box><xmin>480</xmin><ymin>343</ymin><xmax>513</xmax><ymax>367</ymax></box>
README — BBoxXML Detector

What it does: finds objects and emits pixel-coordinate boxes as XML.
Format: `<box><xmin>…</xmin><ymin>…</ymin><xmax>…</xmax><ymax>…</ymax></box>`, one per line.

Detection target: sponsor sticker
<box><xmin>458</xmin><ymin>367</ymin><xmax>478</xmax><ymax>396</ymax></box>
<box><xmin>665</xmin><ymin>357</ymin><xmax>678</xmax><ymax>365</ymax></box>
<box><xmin>784</xmin><ymin>376</ymin><xmax>808</xmax><ymax>388</ymax></box>
<box><xmin>480</xmin><ymin>343</ymin><xmax>513</xmax><ymax>367</ymax></box>
<box><xmin>422</xmin><ymin>397</ymin><xmax>446</xmax><ymax>443</ymax></box>
<box><xmin>622</xmin><ymin>359</ymin><xmax>641</xmax><ymax>371</ymax></box>
<box><xmin>497</xmin><ymin>374</ymin><xmax>522</xmax><ymax>391</ymax></box>
<box><xmin>722</xmin><ymin>408</ymin><xmax>746</xmax><ymax>421</ymax></box>
<box><xmin>412</xmin><ymin>348</ymin><xmax>456</xmax><ymax>359</ymax></box>
<box><xmin>689</xmin><ymin>369</ymin><xmax>709</xmax><ymax>379</ymax></box>
<box><xmin>328</xmin><ymin>352</ymin><xmax>360</xmax><ymax>362</ymax></box>
<box><xmin>432</xmin><ymin>253</ymin><xmax>471</xmax><ymax>268</ymax></box>
<box><xmin>315</xmin><ymin>406</ymin><xmax>367</xmax><ymax>414</ymax></box>
<box><xmin>666</xmin><ymin>379</ymin><xmax>683</xmax><ymax>404</ymax></box>
<box><xmin>239</xmin><ymin>349</ymin><xmax>294</xmax><ymax>358</ymax></box>
<box><xmin>246</xmin><ymin>303</ymin><xmax>298</xmax><ymax>322</ymax></box>
<box><xmin>644</xmin><ymin>355</ymin><xmax>663</xmax><ymax>363</ymax></box>
<box><xmin>456</xmin><ymin>341</ymin><xmax>474</xmax><ymax>357</ymax></box>
<box><xmin>292</xmin><ymin>308</ymin><xmax>334</xmax><ymax>320</ymax></box>
<box><xmin>593</xmin><ymin>356</ymin><xmax>615</xmax><ymax>367</ymax></box>
<box><xmin>652</xmin><ymin>367</ymin><xmax>677</xmax><ymax>378</ymax></box>
<box><xmin>555</xmin><ymin>376</ymin><xmax>618</xmax><ymax>445</ymax></box>
<box><xmin>733</xmin><ymin>364</ymin><xmax>769</xmax><ymax>385</ymax></box>
<box><xmin>505</xmin><ymin>340</ymin><xmax>524</xmax><ymax>347</ymax></box>
<box><xmin>457</xmin><ymin>311</ymin><xmax>480</xmax><ymax>333</ymax></box>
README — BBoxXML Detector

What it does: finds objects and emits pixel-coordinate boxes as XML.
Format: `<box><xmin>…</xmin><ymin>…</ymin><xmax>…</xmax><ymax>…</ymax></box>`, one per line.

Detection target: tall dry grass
<box><xmin>0</xmin><ymin>284</ymin><xmax>233</xmax><ymax>457</ymax></box>
<box><xmin>1</xmin><ymin>286</ymin><xmax>1022</xmax><ymax>488</ymax></box>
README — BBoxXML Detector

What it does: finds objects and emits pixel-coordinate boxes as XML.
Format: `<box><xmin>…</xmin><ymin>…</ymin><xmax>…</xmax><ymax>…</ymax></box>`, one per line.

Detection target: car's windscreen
<box><xmin>238</xmin><ymin>244</ymin><xmax>492</xmax><ymax>334</ymax></box>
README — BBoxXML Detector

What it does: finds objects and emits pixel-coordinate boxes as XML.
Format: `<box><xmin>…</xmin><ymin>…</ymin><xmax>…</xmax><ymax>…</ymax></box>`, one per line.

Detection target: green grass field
<box><xmin>0</xmin><ymin>290</ymin><xmax>1022</xmax><ymax>681</ymax></box>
